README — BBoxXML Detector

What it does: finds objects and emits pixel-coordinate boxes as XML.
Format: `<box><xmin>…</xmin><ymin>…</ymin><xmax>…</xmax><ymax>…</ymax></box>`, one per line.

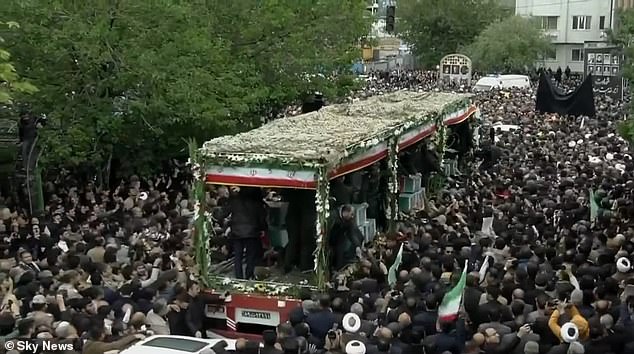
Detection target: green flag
<box><xmin>387</xmin><ymin>243</ymin><xmax>404</xmax><ymax>287</ymax></box>
<box><xmin>589</xmin><ymin>189</ymin><xmax>598</xmax><ymax>222</ymax></box>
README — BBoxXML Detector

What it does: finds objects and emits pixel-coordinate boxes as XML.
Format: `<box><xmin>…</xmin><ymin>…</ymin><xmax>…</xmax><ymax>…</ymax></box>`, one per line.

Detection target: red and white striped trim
<box><xmin>444</xmin><ymin>105</ymin><xmax>478</xmax><ymax>126</ymax></box>
<box><xmin>226</xmin><ymin>317</ymin><xmax>237</xmax><ymax>331</ymax></box>
<box><xmin>206</xmin><ymin>166</ymin><xmax>317</xmax><ymax>189</ymax></box>
<box><xmin>398</xmin><ymin>123</ymin><xmax>436</xmax><ymax>150</ymax></box>
<box><xmin>330</xmin><ymin>141</ymin><xmax>388</xmax><ymax>179</ymax></box>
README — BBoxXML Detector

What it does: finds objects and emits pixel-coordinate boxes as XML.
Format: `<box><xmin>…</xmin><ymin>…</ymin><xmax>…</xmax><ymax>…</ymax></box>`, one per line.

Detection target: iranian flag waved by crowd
<box><xmin>438</xmin><ymin>260</ymin><xmax>468</xmax><ymax>322</ymax></box>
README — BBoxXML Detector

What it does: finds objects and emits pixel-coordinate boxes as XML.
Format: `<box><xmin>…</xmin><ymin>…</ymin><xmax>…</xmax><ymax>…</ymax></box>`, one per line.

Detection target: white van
<box><xmin>473</xmin><ymin>74</ymin><xmax>531</xmax><ymax>92</ymax></box>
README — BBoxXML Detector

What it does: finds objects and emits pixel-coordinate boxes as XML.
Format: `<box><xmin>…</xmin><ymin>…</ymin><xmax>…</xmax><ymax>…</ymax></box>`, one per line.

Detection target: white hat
<box><xmin>342</xmin><ymin>312</ymin><xmax>361</xmax><ymax>333</ymax></box>
<box><xmin>568</xmin><ymin>141</ymin><xmax>576</xmax><ymax>148</ymax></box>
<box><xmin>561</xmin><ymin>322</ymin><xmax>579</xmax><ymax>343</ymax></box>
<box><xmin>616</xmin><ymin>257</ymin><xmax>631</xmax><ymax>273</ymax></box>
<box><xmin>345</xmin><ymin>340</ymin><xmax>366</xmax><ymax>354</ymax></box>
<box><xmin>138</xmin><ymin>192</ymin><xmax>148</xmax><ymax>201</ymax></box>
<box><xmin>588</xmin><ymin>156</ymin><xmax>601</xmax><ymax>164</ymax></box>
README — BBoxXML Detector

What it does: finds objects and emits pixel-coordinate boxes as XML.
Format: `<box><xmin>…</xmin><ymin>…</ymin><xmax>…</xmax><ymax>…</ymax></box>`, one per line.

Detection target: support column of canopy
<box><xmin>386</xmin><ymin>137</ymin><xmax>399</xmax><ymax>233</ymax></box>
<box><xmin>314</xmin><ymin>165</ymin><xmax>331</xmax><ymax>289</ymax></box>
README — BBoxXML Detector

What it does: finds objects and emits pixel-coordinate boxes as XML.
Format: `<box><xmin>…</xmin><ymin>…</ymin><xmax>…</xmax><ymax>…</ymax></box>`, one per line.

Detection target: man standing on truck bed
<box><xmin>225</xmin><ymin>187</ymin><xmax>268</xmax><ymax>279</ymax></box>
<box><xmin>283</xmin><ymin>189</ymin><xmax>316</xmax><ymax>273</ymax></box>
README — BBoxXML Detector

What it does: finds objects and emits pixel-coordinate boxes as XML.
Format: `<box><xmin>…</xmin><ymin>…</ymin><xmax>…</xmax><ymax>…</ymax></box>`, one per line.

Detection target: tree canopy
<box><xmin>0</xmin><ymin>20</ymin><xmax>37</xmax><ymax>104</ymax></box>
<box><xmin>612</xmin><ymin>8</ymin><xmax>634</xmax><ymax>144</ymax></box>
<box><xmin>466</xmin><ymin>16</ymin><xmax>554</xmax><ymax>73</ymax></box>
<box><xmin>397</xmin><ymin>0</ymin><xmax>504</xmax><ymax>68</ymax></box>
<box><xmin>0</xmin><ymin>0</ymin><xmax>370</xmax><ymax>175</ymax></box>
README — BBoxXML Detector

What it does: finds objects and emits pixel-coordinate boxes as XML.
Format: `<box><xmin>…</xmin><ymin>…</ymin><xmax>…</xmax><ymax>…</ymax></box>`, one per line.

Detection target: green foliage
<box><xmin>0</xmin><ymin>20</ymin><xmax>37</xmax><ymax>104</ymax></box>
<box><xmin>1</xmin><ymin>0</ymin><xmax>370</xmax><ymax>173</ymax></box>
<box><xmin>466</xmin><ymin>16</ymin><xmax>554</xmax><ymax>73</ymax></box>
<box><xmin>397</xmin><ymin>0</ymin><xmax>504</xmax><ymax>68</ymax></box>
<box><xmin>611</xmin><ymin>9</ymin><xmax>634</xmax><ymax>145</ymax></box>
<box><xmin>610</xmin><ymin>9</ymin><xmax>634</xmax><ymax>83</ymax></box>
<box><xmin>618</xmin><ymin>119</ymin><xmax>634</xmax><ymax>146</ymax></box>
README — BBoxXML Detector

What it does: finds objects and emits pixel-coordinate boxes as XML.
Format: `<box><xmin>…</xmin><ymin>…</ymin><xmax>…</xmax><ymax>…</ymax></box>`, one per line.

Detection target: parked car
<box><xmin>120</xmin><ymin>336</ymin><xmax>242</xmax><ymax>354</ymax></box>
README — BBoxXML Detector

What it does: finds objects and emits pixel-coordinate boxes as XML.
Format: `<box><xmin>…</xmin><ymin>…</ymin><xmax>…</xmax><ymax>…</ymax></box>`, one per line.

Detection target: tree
<box><xmin>397</xmin><ymin>0</ymin><xmax>504</xmax><ymax>68</ymax></box>
<box><xmin>465</xmin><ymin>16</ymin><xmax>554</xmax><ymax>73</ymax></box>
<box><xmin>610</xmin><ymin>9</ymin><xmax>634</xmax><ymax>145</ymax></box>
<box><xmin>0</xmin><ymin>20</ymin><xmax>37</xmax><ymax>103</ymax></box>
<box><xmin>1</xmin><ymin>0</ymin><xmax>370</xmax><ymax>177</ymax></box>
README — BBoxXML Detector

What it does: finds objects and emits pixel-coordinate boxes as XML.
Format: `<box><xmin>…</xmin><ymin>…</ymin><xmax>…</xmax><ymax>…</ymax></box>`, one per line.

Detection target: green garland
<box><xmin>386</xmin><ymin>137</ymin><xmax>399</xmax><ymax>233</ymax></box>
<box><xmin>189</xmin><ymin>139</ymin><xmax>211</xmax><ymax>288</ymax></box>
<box><xmin>314</xmin><ymin>166</ymin><xmax>331</xmax><ymax>289</ymax></box>
<box><xmin>434</xmin><ymin>123</ymin><xmax>447</xmax><ymax>165</ymax></box>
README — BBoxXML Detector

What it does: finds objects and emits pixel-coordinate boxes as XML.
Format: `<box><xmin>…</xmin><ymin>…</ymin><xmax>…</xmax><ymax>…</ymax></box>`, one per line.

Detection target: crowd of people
<box><xmin>0</xmin><ymin>68</ymin><xmax>632</xmax><ymax>354</ymax></box>
<box><xmin>227</xmin><ymin>76</ymin><xmax>634</xmax><ymax>354</ymax></box>
<box><xmin>0</xmin><ymin>163</ymin><xmax>214</xmax><ymax>353</ymax></box>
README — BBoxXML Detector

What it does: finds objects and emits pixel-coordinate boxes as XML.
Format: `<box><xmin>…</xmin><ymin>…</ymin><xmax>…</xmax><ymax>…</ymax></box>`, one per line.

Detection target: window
<box><xmin>572</xmin><ymin>16</ymin><xmax>592</xmax><ymax>30</ymax></box>
<box><xmin>571</xmin><ymin>49</ymin><xmax>584</xmax><ymax>62</ymax></box>
<box><xmin>599</xmin><ymin>16</ymin><xmax>606</xmax><ymax>29</ymax></box>
<box><xmin>539</xmin><ymin>51</ymin><xmax>557</xmax><ymax>61</ymax></box>
<box><xmin>540</xmin><ymin>16</ymin><xmax>558</xmax><ymax>30</ymax></box>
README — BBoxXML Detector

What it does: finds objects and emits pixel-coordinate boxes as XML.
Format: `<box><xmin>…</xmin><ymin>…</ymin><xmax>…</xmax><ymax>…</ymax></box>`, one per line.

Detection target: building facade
<box><xmin>515</xmin><ymin>0</ymin><xmax>616</xmax><ymax>72</ymax></box>
<box><xmin>366</xmin><ymin>0</ymin><xmax>396</xmax><ymax>38</ymax></box>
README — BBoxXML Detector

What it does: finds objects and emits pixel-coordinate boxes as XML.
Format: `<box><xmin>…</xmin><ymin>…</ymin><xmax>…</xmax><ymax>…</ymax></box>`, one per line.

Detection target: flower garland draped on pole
<box><xmin>386</xmin><ymin>137</ymin><xmax>399</xmax><ymax>233</ymax></box>
<box><xmin>434</xmin><ymin>123</ymin><xmax>448</xmax><ymax>166</ymax></box>
<box><xmin>314</xmin><ymin>166</ymin><xmax>330</xmax><ymax>289</ymax></box>
<box><xmin>188</xmin><ymin>139</ymin><xmax>211</xmax><ymax>288</ymax></box>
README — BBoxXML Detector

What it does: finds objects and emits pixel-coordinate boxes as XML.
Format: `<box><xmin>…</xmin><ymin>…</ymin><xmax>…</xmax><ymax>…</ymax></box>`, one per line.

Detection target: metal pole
<box><xmin>609</xmin><ymin>0</ymin><xmax>615</xmax><ymax>30</ymax></box>
<box><xmin>25</xmin><ymin>135</ymin><xmax>37</xmax><ymax>215</ymax></box>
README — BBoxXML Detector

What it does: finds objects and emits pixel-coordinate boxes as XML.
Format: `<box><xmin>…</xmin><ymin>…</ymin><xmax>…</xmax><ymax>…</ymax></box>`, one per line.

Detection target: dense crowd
<box><xmin>241</xmin><ymin>77</ymin><xmax>634</xmax><ymax>354</ymax></box>
<box><xmin>0</xmin><ymin>69</ymin><xmax>632</xmax><ymax>354</ymax></box>
<box><xmin>0</xmin><ymin>163</ymin><xmax>211</xmax><ymax>354</ymax></box>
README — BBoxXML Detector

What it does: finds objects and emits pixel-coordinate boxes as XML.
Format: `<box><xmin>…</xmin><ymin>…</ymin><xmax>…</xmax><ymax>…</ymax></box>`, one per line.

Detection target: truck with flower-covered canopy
<box><xmin>188</xmin><ymin>91</ymin><xmax>478</xmax><ymax>337</ymax></box>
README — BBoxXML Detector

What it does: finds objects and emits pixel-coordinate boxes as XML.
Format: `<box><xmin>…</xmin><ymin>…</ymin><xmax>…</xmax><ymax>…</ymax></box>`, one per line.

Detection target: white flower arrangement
<box><xmin>191</xmin><ymin>162</ymin><xmax>202</xmax><ymax>181</ymax></box>
<box><xmin>209</xmin><ymin>277</ymin><xmax>314</xmax><ymax>297</ymax></box>
<box><xmin>193</xmin><ymin>201</ymin><xmax>201</xmax><ymax>222</ymax></box>
<box><xmin>313</xmin><ymin>168</ymin><xmax>331</xmax><ymax>275</ymax></box>
<box><xmin>199</xmin><ymin>91</ymin><xmax>472</xmax><ymax>168</ymax></box>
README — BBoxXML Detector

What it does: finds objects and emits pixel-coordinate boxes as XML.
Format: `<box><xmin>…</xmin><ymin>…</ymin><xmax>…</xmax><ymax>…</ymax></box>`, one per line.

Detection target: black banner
<box><xmin>591</xmin><ymin>75</ymin><xmax>622</xmax><ymax>97</ymax></box>
<box><xmin>536</xmin><ymin>73</ymin><xmax>596</xmax><ymax>117</ymax></box>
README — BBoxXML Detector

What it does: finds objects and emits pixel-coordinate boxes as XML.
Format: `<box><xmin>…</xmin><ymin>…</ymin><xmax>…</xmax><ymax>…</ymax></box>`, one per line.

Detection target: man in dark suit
<box><xmin>306</xmin><ymin>295</ymin><xmax>336</xmax><ymax>349</ymax></box>
<box><xmin>478</xmin><ymin>285</ymin><xmax>513</xmax><ymax>325</ymax></box>
<box><xmin>463</xmin><ymin>274</ymin><xmax>483</xmax><ymax>325</ymax></box>
<box><xmin>261</xmin><ymin>330</ymin><xmax>283</xmax><ymax>354</ymax></box>
<box><xmin>224</xmin><ymin>187</ymin><xmax>267</xmax><ymax>279</ymax></box>
<box><xmin>328</xmin><ymin>205</ymin><xmax>363</xmax><ymax>272</ymax></box>
<box><xmin>284</xmin><ymin>189</ymin><xmax>316</xmax><ymax>273</ymax></box>
<box><xmin>412</xmin><ymin>294</ymin><xmax>439</xmax><ymax>337</ymax></box>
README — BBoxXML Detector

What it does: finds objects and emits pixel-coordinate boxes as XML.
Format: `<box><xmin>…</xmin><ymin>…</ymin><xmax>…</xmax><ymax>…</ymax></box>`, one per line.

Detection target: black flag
<box><xmin>536</xmin><ymin>73</ymin><xmax>596</xmax><ymax>117</ymax></box>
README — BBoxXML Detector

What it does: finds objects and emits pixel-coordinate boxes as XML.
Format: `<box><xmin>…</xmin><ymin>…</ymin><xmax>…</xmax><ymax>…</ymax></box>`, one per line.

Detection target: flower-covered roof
<box><xmin>200</xmin><ymin>91</ymin><xmax>472</xmax><ymax>167</ymax></box>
